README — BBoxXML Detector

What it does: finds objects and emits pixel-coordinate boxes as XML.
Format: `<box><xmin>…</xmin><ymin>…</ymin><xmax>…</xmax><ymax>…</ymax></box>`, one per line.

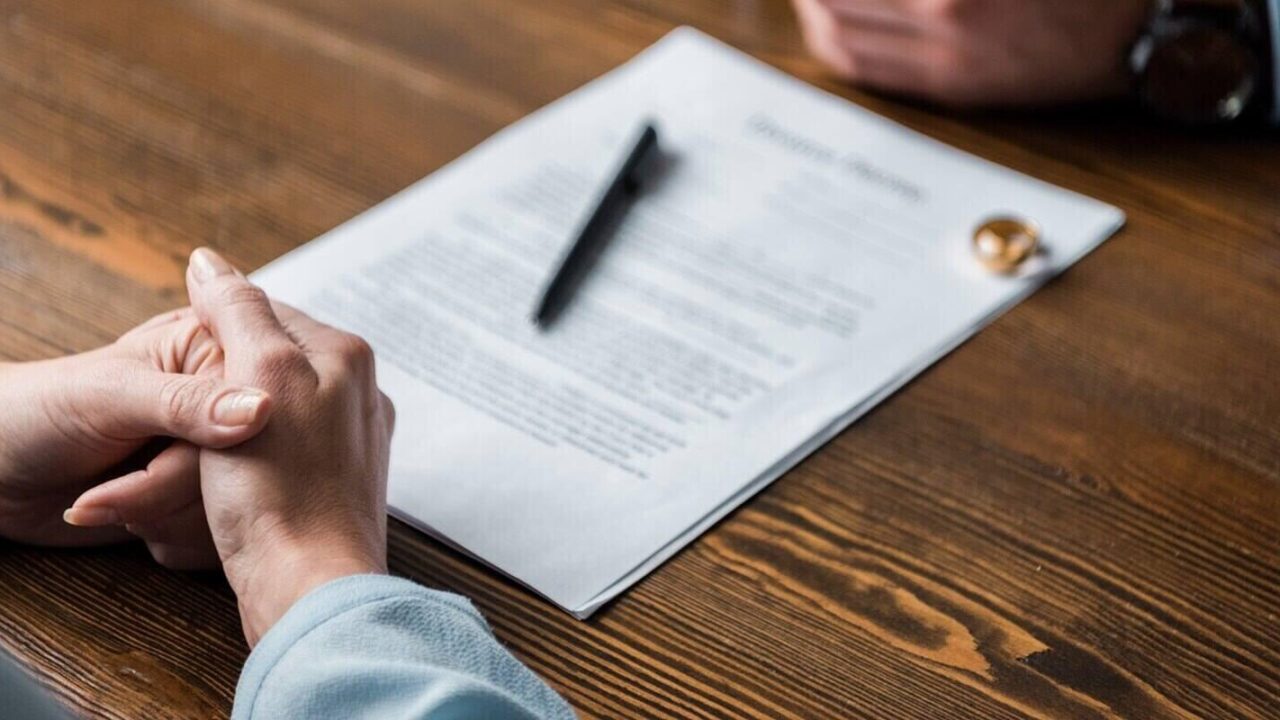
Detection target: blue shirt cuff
<box><xmin>235</xmin><ymin>574</ymin><xmax>489</xmax><ymax>716</ymax></box>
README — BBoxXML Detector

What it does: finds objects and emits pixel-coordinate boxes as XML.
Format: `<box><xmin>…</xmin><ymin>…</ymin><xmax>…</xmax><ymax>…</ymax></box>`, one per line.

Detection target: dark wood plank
<box><xmin>0</xmin><ymin>0</ymin><xmax>1276</xmax><ymax>718</ymax></box>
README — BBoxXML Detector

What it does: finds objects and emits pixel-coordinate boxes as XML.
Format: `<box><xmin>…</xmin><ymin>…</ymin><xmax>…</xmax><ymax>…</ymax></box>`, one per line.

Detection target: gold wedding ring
<box><xmin>972</xmin><ymin>217</ymin><xmax>1040</xmax><ymax>273</ymax></box>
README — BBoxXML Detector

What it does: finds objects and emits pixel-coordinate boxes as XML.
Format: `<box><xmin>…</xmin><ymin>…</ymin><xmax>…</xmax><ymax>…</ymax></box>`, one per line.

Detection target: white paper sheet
<box><xmin>253</xmin><ymin>28</ymin><xmax>1124</xmax><ymax>618</ymax></box>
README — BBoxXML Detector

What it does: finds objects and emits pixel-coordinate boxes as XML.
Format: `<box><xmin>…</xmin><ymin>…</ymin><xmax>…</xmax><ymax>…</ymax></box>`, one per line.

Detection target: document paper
<box><xmin>253</xmin><ymin>28</ymin><xmax>1125</xmax><ymax>618</ymax></box>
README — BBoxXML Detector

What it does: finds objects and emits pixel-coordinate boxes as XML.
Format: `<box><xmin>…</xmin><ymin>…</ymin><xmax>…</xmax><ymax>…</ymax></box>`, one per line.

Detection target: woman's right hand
<box><xmin>116</xmin><ymin>248</ymin><xmax>395</xmax><ymax>646</ymax></box>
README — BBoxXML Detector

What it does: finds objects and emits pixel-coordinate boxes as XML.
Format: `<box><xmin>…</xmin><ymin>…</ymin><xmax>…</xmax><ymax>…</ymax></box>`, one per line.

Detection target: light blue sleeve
<box><xmin>0</xmin><ymin>653</ymin><xmax>71</xmax><ymax>720</ymax></box>
<box><xmin>232</xmin><ymin>575</ymin><xmax>577</xmax><ymax>720</ymax></box>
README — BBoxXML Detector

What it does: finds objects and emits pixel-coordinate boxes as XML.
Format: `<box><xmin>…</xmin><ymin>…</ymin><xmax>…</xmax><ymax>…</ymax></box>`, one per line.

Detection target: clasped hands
<box><xmin>0</xmin><ymin>248</ymin><xmax>394</xmax><ymax>646</ymax></box>
<box><xmin>793</xmin><ymin>0</ymin><xmax>1150</xmax><ymax>107</ymax></box>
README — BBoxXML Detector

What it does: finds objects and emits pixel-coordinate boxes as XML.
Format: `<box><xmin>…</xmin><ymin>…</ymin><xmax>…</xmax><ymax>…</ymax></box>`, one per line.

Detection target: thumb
<box><xmin>186</xmin><ymin>248</ymin><xmax>304</xmax><ymax>382</ymax></box>
<box><xmin>85</xmin><ymin>364</ymin><xmax>274</xmax><ymax>449</ymax></box>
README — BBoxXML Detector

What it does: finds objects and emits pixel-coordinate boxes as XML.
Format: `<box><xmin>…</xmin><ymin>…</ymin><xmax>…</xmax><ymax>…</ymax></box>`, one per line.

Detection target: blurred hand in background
<box><xmin>793</xmin><ymin>0</ymin><xmax>1151</xmax><ymax>108</ymax></box>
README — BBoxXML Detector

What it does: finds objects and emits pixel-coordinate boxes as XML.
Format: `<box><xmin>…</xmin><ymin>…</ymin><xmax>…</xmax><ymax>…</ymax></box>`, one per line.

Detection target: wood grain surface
<box><xmin>0</xmin><ymin>1</ymin><xmax>1276</xmax><ymax>718</ymax></box>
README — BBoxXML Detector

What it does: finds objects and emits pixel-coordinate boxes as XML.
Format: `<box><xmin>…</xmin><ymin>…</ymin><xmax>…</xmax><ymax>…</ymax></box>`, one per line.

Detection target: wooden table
<box><xmin>0</xmin><ymin>1</ymin><xmax>1276</xmax><ymax>717</ymax></box>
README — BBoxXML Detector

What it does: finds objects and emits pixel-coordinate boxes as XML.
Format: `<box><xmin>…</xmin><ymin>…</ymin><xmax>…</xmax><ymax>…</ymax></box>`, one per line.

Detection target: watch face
<box><xmin>1141</xmin><ymin>25</ymin><xmax>1258</xmax><ymax>124</ymax></box>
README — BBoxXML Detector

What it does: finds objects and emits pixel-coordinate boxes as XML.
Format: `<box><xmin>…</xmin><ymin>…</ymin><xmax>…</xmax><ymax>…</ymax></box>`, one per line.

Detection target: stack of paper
<box><xmin>254</xmin><ymin>28</ymin><xmax>1124</xmax><ymax>618</ymax></box>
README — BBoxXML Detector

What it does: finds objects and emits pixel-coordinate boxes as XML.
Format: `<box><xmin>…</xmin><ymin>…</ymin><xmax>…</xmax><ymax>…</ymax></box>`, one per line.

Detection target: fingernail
<box><xmin>63</xmin><ymin>507</ymin><xmax>122</xmax><ymax>527</ymax></box>
<box><xmin>190</xmin><ymin>247</ymin><xmax>234</xmax><ymax>282</ymax></box>
<box><xmin>212</xmin><ymin>389</ymin><xmax>268</xmax><ymax>427</ymax></box>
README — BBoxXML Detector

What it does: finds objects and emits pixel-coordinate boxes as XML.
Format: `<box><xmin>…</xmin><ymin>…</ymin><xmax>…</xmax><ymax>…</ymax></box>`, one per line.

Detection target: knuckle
<box><xmin>159</xmin><ymin>377</ymin><xmax>207</xmax><ymax>426</ymax></box>
<box><xmin>249</xmin><ymin>344</ymin><xmax>316</xmax><ymax>395</ymax></box>
<box><xmin>381</xmin><ymin>393</ymin><xmax>397</xmax><ymax>431</ymax></box>
<box><xmin>255</xmin><ymin>344</ymin><xmax>307</xmax><ymax>376</ymax></box>
<box><xmin>336</xmin><ymin>333</ymin><xmax>376</xmax><ymax>370</ymax></box>
<box><xmin>924</xmin><ymin>0</ymin><xmax>969</xmax><ymax>24</ymax></box>
<box><xmin>216</xmin><ymin>281</ymin><xmax>270</xmax><ymax>311</ymax></box>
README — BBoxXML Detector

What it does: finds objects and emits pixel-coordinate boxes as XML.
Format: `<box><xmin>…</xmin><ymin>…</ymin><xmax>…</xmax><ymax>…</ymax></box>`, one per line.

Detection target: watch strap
<box><xmin>1135</xmin><ymin>0</ymin><xmax>1272</xmax><ymax>122</ymax></box>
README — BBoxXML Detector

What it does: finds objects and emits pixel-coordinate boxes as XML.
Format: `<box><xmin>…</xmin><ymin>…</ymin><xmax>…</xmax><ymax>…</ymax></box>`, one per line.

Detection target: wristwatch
<box><xmin>1130</xmin><ymin>0</ymin><xmax>1274</xmax><ymax>124</ymax></box>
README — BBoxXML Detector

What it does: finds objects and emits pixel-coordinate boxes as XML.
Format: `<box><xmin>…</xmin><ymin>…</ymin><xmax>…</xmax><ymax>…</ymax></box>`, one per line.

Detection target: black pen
<box><xmin>531</xmin><ymin>122</ymin><xmax>660</xmax><ymax>329</ymax></box>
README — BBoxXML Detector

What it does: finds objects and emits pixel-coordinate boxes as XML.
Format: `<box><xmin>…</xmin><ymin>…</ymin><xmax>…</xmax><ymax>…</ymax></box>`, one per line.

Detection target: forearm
<box><xmin>0</xmin><ymin>359</ymin><xmax>61</xmax><ymax>512</ymax></box>
<box><xmin>0</xmin><ymin>360</ymin><xmax>42</xmax><ymax>479</ymax></box>
<box><xmin>0</xmin><ymin>357</ymin><xmax>102</xmax><ymax>513</ymax></box>
<box><xmin>233</xmin><ymin>575</ymin><xmax>575</xmax><ymax>720</ymax></box>
<box><xmin>0</xmin><ymin>361</ymin><xmax>18</xmax><ymax>481</ymax></box>
<box><xmin>226</xmin><ymin>527</ymin><xmax>387</xmax><ymax>646</ymax></box>
<box><xmin>0</xmin><ymin>352</ymin><xmax>116</xmax><ymax>483</ymax></box>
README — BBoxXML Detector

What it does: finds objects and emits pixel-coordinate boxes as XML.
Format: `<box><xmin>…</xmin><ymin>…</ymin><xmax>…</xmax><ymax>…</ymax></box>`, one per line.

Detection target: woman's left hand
<box><xmin>0</xmin><ymin>308</ymin><xmax>272</xmax><ymax>567</ymax></box>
